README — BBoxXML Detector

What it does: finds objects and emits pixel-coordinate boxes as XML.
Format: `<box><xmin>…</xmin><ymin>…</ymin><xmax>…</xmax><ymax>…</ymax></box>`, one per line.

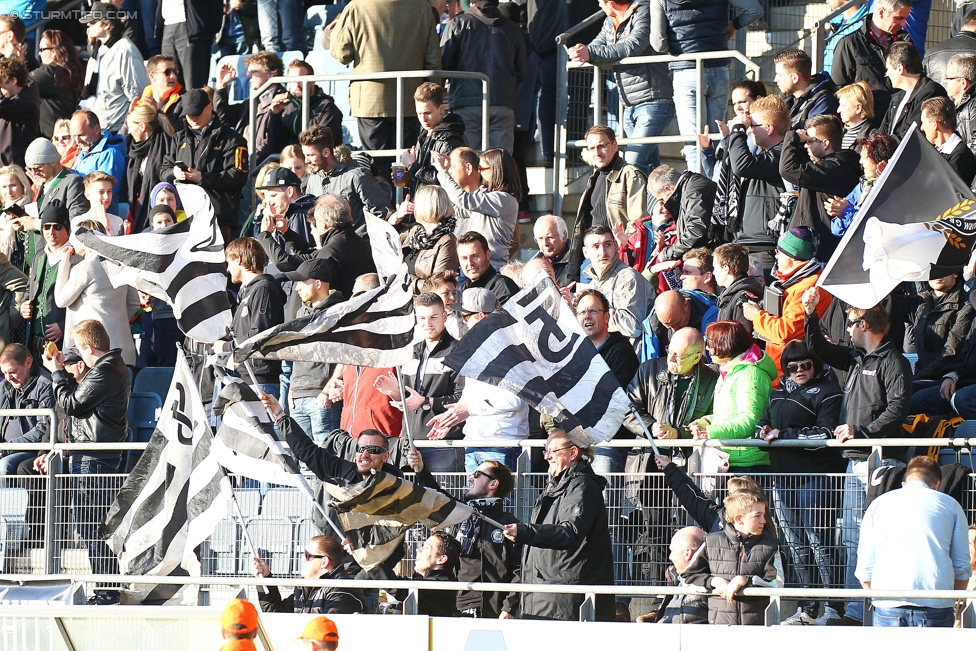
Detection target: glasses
<box><xmin>847</xmin><ymin>318</ymin><xmax>865</xmax><ymax>328</ymax></box>
<box><xmin>576</xmin><ymin>308</ymin><xmax>606</xmax><ymax>316</ymax></box>
<box><xmin>42</xmin><ymin>224</ymin><xmax>65</xmax><ymax>231</ymax></box>
<box><xmin>786</xmin><ymin>360</ymin><xmax>814</xmax><ymax>374</ymax></box>
<box><xmin>356</xmin><ymin>444</ymin><xmax>387</xmax><ymax>455</ymax></box>
<box><xmin>945</xmin><ymin>76</ymin><xmax>961</xmax><ymax>81</ymax></box>
<box><xmin>53</xmin><ymin>134</ymin><xmax>71</xmax><ymax>142</ymax></box>
<box><xmin>543</xmin><ymin>444</ymin><xmax>576</xmax><ymax>457</ymax></box>
<box><xmin>667</xmin><ymin>350</ymin><xmax>699</xmax><ymax>363</ymax></box>
<box><xmin>38</xmin><ymin>46</ymin><xmax>54</xmax><ymax>53</ymax></box>
<box><xmin>303</xmin><ymin>551</ymin><xmax>325</xmax><ymax>561</ymax></box>
<box><xmin>478</xmin><ymin>165</ymin><xmax>490</xmax><ymax>171</ymax></box>
<box><xmin>471</xmin><ymin>469</ymin><xmax>497</xmax><ymax>481</ymax></box>
<box><xmin>461</xmin><ymin>312</ymin><xmax>476</xmax><ymax>322</ymax></box>
<box><xmin>26</xmin><ymin>165</ymin><xmax>46</xmax><ymax>174</ymax></box>
<box><xmin>155</xmin><ymin>67</ymin><xmax>178</xmax><ymax>77</ymax></box>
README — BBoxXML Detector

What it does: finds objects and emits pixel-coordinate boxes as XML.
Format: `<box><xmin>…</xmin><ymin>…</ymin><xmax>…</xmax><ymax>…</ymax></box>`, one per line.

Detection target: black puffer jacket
<box><xmin>923</xmin><ymin>30</ymin><xmax>976</xmax><ymax>86</ymax></box>
<box><xmin>408</xmin><ymin>113</ymin><xmax>467</xmax><ymax>195</ymax></box>
<box><xmin>440</xmin><ymin>2</ymin><xmax>527</xmax><ymax>110</ymax></box>
<box><xmin>661</xmin><ymin>0</ymin><xmax>735</xmax><ymax>70</ymax></box>
<box><xmin>515</xmin><ymin>458</ymin><xmax>615</xmax><ymax>621</ymax></box>
<box><xmin>52</xmin><ymin>349</ymin><xmax>129</xmax><ymax>461</ymax></box>
<box><xmin>624</xmin><ymin>358</ymin><xmax>717</xmax><ymax>439</ymax></box>
<box><xmin>0</xmin><ymin>367</ymin><xmax>53</xmax><ymax>444</ymax></box>
<box><xmin>658</xmin><ymin>171</ymin><xmax>715</xmax><ymax>261</ymax></box>
<box><xmin>587</xmin><ymin>0</ymin><xmax>671</xmax><ymax>106</ymax></box>
<box><xmin>780</xmin><ymin>130</ymin><xmax>861</xmax><ymax>260</ymax></box>
<box><xmin>805</xmin><ymin>311</ymin><xmax>913</xmax><ymax>460</ymax></box>
<box><xmin>716</xmin><ymin>274</ymin><xmax>763</xmax><ymax>331</ymax></box>
<box><xmin>725</xmin><ymin>129</ymin><xmax>783</xmax><ymax>247</ymax></box>
<box><xmin>258</xmin><ymin>565</ymin><xmax>368</xmax><ymax>613</ymax></box>
<box><xmin>682</xmin><ymin>523</ymin><xmax>781</xmax><ymax>626</ymax></box>
<box><xmin>956</xmin><ymin>88</ymin><xmax>976</xmax><ymax>155</ymax></box>
<box><xmin>879</xmin><ymin>75</ymin><xmax>948</xmax><ymax>141</ymax></box>
<box><xmin>756</xmin><ymin>370</ymin><xmax>845</xmax><ymax>473</ymax></box>
<box><xmin>782</xmin><ymin>72</ymin><xmax>839</xmax><ymax>130</ymax></box>
<box><xmin>908</xmin><ymin>282</ymin><xmax>975</xmax><ymax>381</ymax></box>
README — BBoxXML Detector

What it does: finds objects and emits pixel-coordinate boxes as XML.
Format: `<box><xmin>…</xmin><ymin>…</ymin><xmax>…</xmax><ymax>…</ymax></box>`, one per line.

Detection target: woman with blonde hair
<box><xmin>125</xmin><ymin>103</ymin><xmax>175</xmax><ymax>232</ymax></box>
<box><xmin>836</xmin><ymin>81</ymin><xmax>875</xmax><ymax>150</ymax></box>
<box><xmin>0</xmin><ymin>164</ymin><xmax>34</xmax><ymax>273</ymax></box>
<box><xmin>401</xmin><ymin>185</ymin><xmax>459</xmax><ymax>292</ymax></box>
<box><xmin>51</xmin><ymin>118</ymin><xmax>79</xmax><ymax>169</ymax></box>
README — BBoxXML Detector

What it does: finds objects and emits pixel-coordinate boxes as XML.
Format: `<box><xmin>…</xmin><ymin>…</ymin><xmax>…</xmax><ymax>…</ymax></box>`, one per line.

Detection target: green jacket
<box><xmin>703</xmin><ymin>346</ymin><xmax>777</xmax><ymax>468</ymax></box>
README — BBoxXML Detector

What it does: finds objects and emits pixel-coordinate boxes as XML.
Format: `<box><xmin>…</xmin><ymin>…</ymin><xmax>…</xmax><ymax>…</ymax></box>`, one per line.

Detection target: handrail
<box><xmin>555</xmin><ymin>10</ymin><xmax>606</xmax><ymax>46</ymax></box>
<box><xmin>811</xmin><ymin>0</ymin><xmax>865</xmax><ymax>72</ymax></box>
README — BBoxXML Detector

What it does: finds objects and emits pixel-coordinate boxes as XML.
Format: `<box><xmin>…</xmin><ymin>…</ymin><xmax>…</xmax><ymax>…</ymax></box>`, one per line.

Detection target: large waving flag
<box><xmin>73</xmin><ymin>183</ymin><xmax>232</xmax><ymax>342</ymax></box>
<box><xmin>233</xmin><ymin>213</ymin><xmax>414</xmax><ymax>368</ymax></box>
<box><xmin>443</xmin><ymin>273</ymin><xmax>630</xmax><ymax>447</ymax></box>
<box><xmin>101</xmin><ymin>349</ymin><xmax>232</xmax><ymax>604</ymax></box>
<box><xmin>818</xmin><ymin>125</ymin><xmax>976</xmax><ymax>308</ymax></box>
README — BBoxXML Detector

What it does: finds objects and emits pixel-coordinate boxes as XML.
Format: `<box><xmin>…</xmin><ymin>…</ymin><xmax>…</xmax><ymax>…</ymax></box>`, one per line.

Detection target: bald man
<box><xmin>647</xmin><ymin>527</ymin><xmax>707</xmax><ymax>624</ymax></box>
<box><xmin>624</xmin><ymin>327</ymin><xmax>718</xmax><ymax>440</ymax></box>
<box><xmin>645</xmin><ymin>290</ymin><xmax>718</xmax><ymax>358</ymax></box>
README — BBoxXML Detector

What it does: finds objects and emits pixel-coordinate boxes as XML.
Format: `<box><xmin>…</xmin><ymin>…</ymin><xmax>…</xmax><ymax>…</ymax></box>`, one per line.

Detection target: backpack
<box><xmin>638</xmin><ymin>289</ymin><xmax>719</xmax><ymax>363</ymax></box>
<box><xmin>901</xmin><ymin>413</ymin><xmax>965</xmax><ymax>461</ymax></box>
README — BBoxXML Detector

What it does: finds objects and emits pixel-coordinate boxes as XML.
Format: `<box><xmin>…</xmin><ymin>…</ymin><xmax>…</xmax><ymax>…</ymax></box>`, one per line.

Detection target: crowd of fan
<box><xmin>0</xmin><ymin>0</ymin><xmax>973</xmax><ymax>626</ymax></box>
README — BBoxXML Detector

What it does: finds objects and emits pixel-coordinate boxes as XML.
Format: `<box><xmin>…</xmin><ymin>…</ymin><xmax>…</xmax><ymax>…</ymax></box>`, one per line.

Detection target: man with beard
<box><xmin>408</xmin><ymin>448</ymin><xmax>521</xmax><ymax>618</ymax></box>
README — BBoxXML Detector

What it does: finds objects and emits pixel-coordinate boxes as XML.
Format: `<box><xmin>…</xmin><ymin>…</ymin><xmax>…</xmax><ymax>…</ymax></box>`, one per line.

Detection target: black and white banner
<box><xmin>102</xmin><ymin>349</ymin><xmax>231</xmax><ymax>604</ymax></box>
<box><xmin>74</xmin><ymin>184</ymin><xmax>232</xmax><ymax>343</ymax></box>
<box><xmin>234</xmin><ymin>213</ymin><xmax>415</xmax><ymax>368</ymax></box>
<box><xmin>443</xmin><ymin>273</ymin><xmax>630</xmax><ymax>447</ymax></box>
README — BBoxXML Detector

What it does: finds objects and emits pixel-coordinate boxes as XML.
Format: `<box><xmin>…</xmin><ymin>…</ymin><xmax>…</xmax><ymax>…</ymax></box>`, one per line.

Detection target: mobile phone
<box><xmin>175</xmin><ymin>162</ymin><xmax>189</xmax><ymax>172</ymax></box>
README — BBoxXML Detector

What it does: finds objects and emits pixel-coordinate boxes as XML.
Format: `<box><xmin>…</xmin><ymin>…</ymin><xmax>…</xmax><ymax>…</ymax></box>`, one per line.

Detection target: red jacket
<box><xmin>339</xmin><ymin>366</ymin><xmax>404</xmax><ymax>437</ymax></box>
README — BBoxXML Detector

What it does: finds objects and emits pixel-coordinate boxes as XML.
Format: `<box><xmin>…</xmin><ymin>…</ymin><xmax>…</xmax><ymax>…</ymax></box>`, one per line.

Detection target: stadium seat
<box><xmin>214</xmin><ymin>55</ymin><xmax>249</xmax><ymax>104</ymax></box>
<box><xmin>0</xmin><ymin>488</ymin><xmax>28</xmax><ymax>568</ymax></box>
<box><xmin>261</xmin><ymin>487</ymin><xmax>312</xmax><ymax>520</ymax></box>
<box><xmin>208</xmin><ymin>518</ymin><xmax>240</xmax><ymax>575</ymax></box>
<box><xmin>232</xmin><ymin>489</ymin><xmax>262</xmax><ymax>518</ymax></box>
<box><xmin>293</xmin><ymin>518</ymin><xmax>319</xmax><ymax>573</ymax></box>
<box><xmin>132</xmin><ymin>366</ymin><xmax>175</xmax><ymax>402</ymax></box>
<box><xmin>244</xmin><ymin>517</ymin><xmax>295</xmax><ymax>576</ymax></box>
<box><xmin>281</xmin><ymin>51</ymin><xmax>304</xmax><ymax>69</ymax></box>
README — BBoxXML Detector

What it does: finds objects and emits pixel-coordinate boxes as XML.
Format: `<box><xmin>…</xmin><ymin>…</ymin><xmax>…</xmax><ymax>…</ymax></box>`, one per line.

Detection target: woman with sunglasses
<box><xmin>755</xmin><ymin>339</ymin><xmax>844</xmax><ymax>625</ymax></box>
<box><xmin>50</xmin><ymin>119</ymin><xmax>80</xmax><ymax>170</ymax></box>
<box><xmin>30</xmin><ymin>30</ymin><xmax>84</xmax><ymax>139</ymax></box>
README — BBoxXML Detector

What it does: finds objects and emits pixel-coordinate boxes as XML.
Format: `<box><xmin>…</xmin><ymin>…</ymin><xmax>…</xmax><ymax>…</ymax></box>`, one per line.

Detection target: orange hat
<box><xmin>221</xmin><ymin>599</ymin><xmax>259</xmax><ymax>635</ymax></box>
<box><xmin>220</xmin><ymin>640</ymin><xmax>257</xmax><ymax>651</ymax></box>
<box><xmin>296</xmin><ymin>617</ymin><xmax>340</xmax><ymax>644</ymax></box>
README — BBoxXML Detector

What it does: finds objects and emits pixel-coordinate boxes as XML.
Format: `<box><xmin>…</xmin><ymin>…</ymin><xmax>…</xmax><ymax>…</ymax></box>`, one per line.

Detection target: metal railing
<box><xmin>810</xmin><ymin>0</ymin><xmax>862</xmax><ymax>74</ymax></box>
<box><xmin>551</xmin><ymin>50</ymin><xmax>761</xmax><ymax>216</ymax></box>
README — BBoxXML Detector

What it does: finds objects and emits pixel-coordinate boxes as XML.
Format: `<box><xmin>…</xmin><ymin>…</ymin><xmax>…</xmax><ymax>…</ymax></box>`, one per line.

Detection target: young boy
<box><xmin>401</xmin><ymin>82</ymin><xmax>467</xmax><ymax>196</ymax></box>
<box><xmin>680</xmin><ymin>490</ymin><xmax>783</xmax><ymax>625</ymax></box>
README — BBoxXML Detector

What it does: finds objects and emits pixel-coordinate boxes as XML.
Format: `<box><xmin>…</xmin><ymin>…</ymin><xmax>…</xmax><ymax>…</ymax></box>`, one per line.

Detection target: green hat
<box><xmin>776</xmin><ymin>226</ymin><xmax>815</xmax><ymax>261</ymax></box>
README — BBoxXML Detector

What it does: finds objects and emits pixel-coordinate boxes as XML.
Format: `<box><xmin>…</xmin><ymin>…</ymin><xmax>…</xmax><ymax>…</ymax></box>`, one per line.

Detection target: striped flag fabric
<box><xmin>73</xmin><ymin>183</ymin><xmax>232</xmax><ymax>343</ymax></box>
<box><xmin>233</xmin><ymin>213</ymin><xmax>415</xmax><ymax>368</ymax></box>
<box><xmin>323</xmin><ymin>471</ymin><xmax>475</xmax><ymax>571</ymax></box>
<box><xmin>101</xmin><ymin>349</ymin><xmax>232</xmax><ymax>605</ymax></box>
<box><xmin>443</xmin><ymin>273</ymin><xmax>630</xmax><ymax>447</ymax></box>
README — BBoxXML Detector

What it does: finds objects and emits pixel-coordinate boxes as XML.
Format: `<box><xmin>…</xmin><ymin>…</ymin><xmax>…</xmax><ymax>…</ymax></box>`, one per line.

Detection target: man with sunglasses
<box><xmin>253</xmin><ymin>534</ymin><xmax>367</xmax><ymax>614</ymax></box>
<box><xmin>136</xmin><ymin>55</ymin><xmax>184</xmax><ymax>133</ymax></box>
<box><xmin>23</xmin><ymin>137</ymin><xmax>89</xmax><ymax>220</ymax></box>
<box><xmin>21</xmin><ymin>200</ymin><xmax>71</xmax><ymax>359</ymax></box>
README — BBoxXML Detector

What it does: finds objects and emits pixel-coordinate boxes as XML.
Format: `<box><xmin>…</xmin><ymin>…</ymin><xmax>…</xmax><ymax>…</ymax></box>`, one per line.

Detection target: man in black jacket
<box><xmin>830</xmin><ymin>0</ymin><xmax>913</xmax><ymax>125</ymax></box>
<box><xmin>160</xmin><ymin>88</ymin><xmax>248</xmax><ymax>242</ymax></box>
<box><xmin>0</xmin><ymin>56</ymin><xmax>40</xmax><ymax>169</ymax></box>
<box><xmin>780</xmin><ymin>114</ymin><xmax>862</xmax><ymax>260</ymax></box>
<box><xmin>880</xmin><ymin>42</ymin><xmax>948</xmax><ymax>141</ymax></box>
<box><xmin>0</xmin><ymin>343</ymin><xmax>52</xmax><ymax>476</ymax></box>
<box><xmin>906</xmin><ymin>268</ymin><xmax>974</xmax><ymax>387</ymax></box>
<box><xmin>920</xmin><ymin>96</ymin><xmax>976</xmax><ymax>185</ymax></box>
<box><xmin>458</xmin><ymin>231</ymin><xmax>519</xmax><ymax>305</ymax></box>
<box><xmin>924</xmin><ymin>9</ymin><xmax>976</xmax><ymax>85</ymax></box>
<box><xmin>774</xmin><ymin>49</ymin><xmax>839</xmax><ymax>130</ymax></box>
<box><xmin>802</xmin><ymin>287</ymin><xmax>912</xmax><ymax>626</ymax></box>
<box><xmin>714</xmin><ymin>243</ymin><xmax>764</xmax><ymax>331</ymax></box>
<box><xmin>413</xmin><ymin>531</ymin><xmax>461</xmax><ymax>617</ymax></box>
<box><xmin>253</xmin><ymin>534</ymin><xmax>367</xmax><ymax>614</ymax></box>
<box><xmin>403</xmin><ymin>82</ymin><xmax>467</xmax><ymax>196</ymax></box>
<box><xmin>503</xmin><ymin>431</ymin><xmax>615</xmax><ymax>621</ymax></box>
<box><xmin>42</xmin><ymin>319</ymin><xmax>129</xmax><ymax>605</ymax></box>
<box><xmin>944</xmin><ymin>54</ymin><xmax>976</xmax><ymax>153</ymax></box>
<box><xmin>647</xmin><ymin>164</ymin><xmax>714</xmax><ymax>263</ymax></box>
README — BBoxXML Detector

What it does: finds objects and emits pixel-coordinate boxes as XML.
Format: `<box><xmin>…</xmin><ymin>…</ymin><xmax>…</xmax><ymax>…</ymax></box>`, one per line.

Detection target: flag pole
<box><xmin>226</xmin><ymin>488</ymin><xmax>268</xmax><ymax>594</ymax></box>
<box><xmin>473</xmin><ymin>511</ymin><xmax>508</xmax><ymax>531</ymax></box>
<box><xmin>394</xmin><ymin>366</ymin><xmax>415</xmax><ymax>452</ymax></box>
<box><xmin>627</xmin><ymin>406</ymin><xmax>662</xmax><ymax>456</ymax></box>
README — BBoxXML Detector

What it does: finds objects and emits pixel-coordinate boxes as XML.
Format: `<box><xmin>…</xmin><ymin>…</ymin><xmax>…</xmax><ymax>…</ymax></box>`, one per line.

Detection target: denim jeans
<box><xmin>672</xmin><ymin>65</ymin><xmax>730</xmax><ymax>173</ymax></box>
<box><xmin>421</xmin><ymin>446</ymin><xmax>465</xmax><ymax>473</ymax></box>
<box><xmin>453</xmin><ymin>105</ymin><xmax>516</xmax><ymax>153</ymax></box>
<box><xmin>591</xmin><ymin>447</ymin><xmax>632</xmax><ymax>586</ymax></box>
<box><xmin>291</xmin><ymin>396</ymin><xmax>338</xmax><ymax>444</ymax></box>
<box><xmin>873</xmin><ymin>606</ymin><xmax>954</xmax><ymax>627</ymax></box>
<box><xmin>622</xmin><ymin>100</ymin><xmax>674</xmax><ymax>176</ymax></box>
<box><xmin>0</xmin><ymin>451</ymin><xmax>35</xmax><ymax>476</ymax></box>
<box><xmin>465</xmin><ymin>447</ymin><xmax>520</xmax><ymax>473</ymax></box>
<box><xmin>256</xmin><ymin>0</ymin><xmax>304</xmax><ymax>52</ymax></box>
<box><xmin>913</xmin><ymin>380</ymin><xmax>976</xmax><ymax>419</ymax></box>
<box><xmin>68</xmin><ymin>457</ymin><xmax>121</xmax><ymax>581</ymax></box>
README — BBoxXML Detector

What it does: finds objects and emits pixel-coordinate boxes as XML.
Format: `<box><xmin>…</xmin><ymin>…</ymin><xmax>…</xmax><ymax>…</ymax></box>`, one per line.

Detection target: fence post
<box><xmin>553</xmin><ymin>47</ymin><xmax>570</xmax><ymax>217</ymax></box>
<box><xmin>764</xmin><ymin>595</ymin><xmax>781</xmax><ymax>626</ymax></box>
<box><xmin>516</xmin><ymin>444</ymin><xmax>531</xmax><ymax>523</ymax></box>
<box><xmin>403</xmin><ymin>587</ymin><xmax>419</xmax><ymax>615</ymax></box>
<box><xmin>44</xmin><ymin>452</ymin><xmax>60</xmax><ymax>575</ymax></box>
<box><xmin>579</xmin><ymin>593</ymin><xmax>596</xmax><ymax>621</ymax></box>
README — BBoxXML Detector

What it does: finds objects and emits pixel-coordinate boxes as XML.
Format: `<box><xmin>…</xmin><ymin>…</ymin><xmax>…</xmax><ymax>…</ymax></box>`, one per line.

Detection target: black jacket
<box><xmin>230</xmin><ymin>274</ymin><xmax>286</xmax><ymax>385</ymax></box>
<box><xmin>780</xmin><ymin>130</ymin><xmax>862</xmax><ymax>260</ymax></box>
<box><xmin>942</xmin><ymin>138</ymin><xmax>976</xmax><ymax>186</ymax></box>
<box><xmin>290</xmin><ymin>292</ymin><xmax>347</xmax><ymax>399</ymax></box>
<box><xmin>160</xmin><ymin>117</ymin><xmax>248</xmax><ymax>228</ymax></box>
<box><xmin>716</xmin><ymin>275</ymin><xmax>763</xmax><ymax>331</ymax></box>
<box><xmin>214</xmin><ymin>82</ymin><xmax>287</xmax><ymax>170</ymax></box>
<box><xmin>408</xmin><ymin>113</ymin><xmax>468</xmax><ymax>196</ymax></box>
<box><xmin>725</xmin><ymin>129</ymin><xmax>783</xmax><ymax>247</ymax></box>
<box><xmin>830</xmin><ymin>16</ymin><xmax>914</xmax><ymax>123</ymax></box>
<box><xmin>880</xmin><ymin>75</ymin><xmax>948</xmax><ymax>141</ymax></box>
<box><xmin>0</xmin><ymin>82</ymin><xmax>40</xmax><ymax>168</ymax></box>
<box><xmin>440</xmin><ymin>3</ymin><xmax>527</xmax><ymax>110</ymax></box>
<box><xmin>756</xmin><ymin>370</ymin><xmax>845</xmax><ymax>473</ymax></box>
<box><xmin>659</xmin><ymin>171</ymin><xmax>715</xmax><ymax>261</ymax></box>
<box><xmin>257</xmin><ymin>223</ymin><xmax>377</xmax><ymax>300</ymax></box>
<box><xmin>817</xmin><ymin>291</ymin><xmax>909</xmax><ymax>386</ymax></box>
<box><xmin>923</xmin><ymin>30</ymin><xmax>976</xmax><ymax>86</ymax></box>
<box><xmin>125</xmin><ymin>128</ymin><xmax>173</xmax><ymax>232</ymax></box>
<box><xmin>29</xmin><ymin>64</ymin><xmax>78</xmax><ymax>138</ymax></box>
<box><xmin>957</xmin><ymin>89</ymin><xmax>976</xmax><ymax>158</ymax></box>
<box><xmin>907</xmin><ymin>282</ymin><xmax>975</xmax><ymax>381</ymax></box>
<box><xmin>805</xmin><ymin>311</ymin><xmax>913</xmax><ymax>460</ymax></box>
<box><xmin>624</xmin><ymin>358</ymin><xmax>718</xmax><ymax>439</ymax></box>
<box><xmin>258</xmin><ymin>565</ymin><xmax>368</xmax><ymax>614</ymax></box>
<box><xmin>415</xmin><ymin>567</ymin><xmax>460</xmax><ymax>617</ymax></box>
<box><xmin>782</xmin><ymin>71</ymin><xmax>839</xmax><ymax>130</ymax></box>
<box><xmin>280</xmin><ymin>87</ymin><xmax>344</xmax><ymax>148</ymax></box>
<box><xmin>155</xmin><ymin>0</ymin><xmax>222</xmax><ymax>42</ymax></box>
<box><xmin>459</xmin><ymin>264</ymin><xmax>520</xmax><ymax>306</ymax></box>
<box><xmin>401</xmin><ymin>334</ymin><xmax>465</xmax><ymax>440</ymax></box>
<box><xmin>52</xmin><ymin>349</ymin><xmax>130</xmax><ymax>460</ymax></box>
<box><xmin>661</xmin><ymin>461</ymin><xmax>722</xmax><ymax>532</ymax></box>
<box><xmin>682</xmin><ymin>523</ymin><xmax>780</xmax><ymax>626</ymax></box>
<box><xmin>0</xmin><ymin>367</ymin><xmax>53</xmax><ymax>444</ymax></box>
<box><xmin>515</xmin><ymin>458</ymin><xmax>615</xmax><ymax>621</ymax></box>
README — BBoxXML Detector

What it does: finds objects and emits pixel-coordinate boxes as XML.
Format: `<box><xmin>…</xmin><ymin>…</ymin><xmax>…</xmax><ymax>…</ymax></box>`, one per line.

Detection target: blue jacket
<box><xmin>73</xmin><ymin>130</ymin><xmax>126</xmax><ymax>215</ymax></box>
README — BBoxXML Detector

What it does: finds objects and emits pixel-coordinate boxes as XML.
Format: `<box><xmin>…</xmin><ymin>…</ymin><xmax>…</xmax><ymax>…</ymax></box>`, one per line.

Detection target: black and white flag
<box><xmin>443</xmin><ymin>273</ymin><xmax>630</xmax><ymax>446</ymax></box>
<box><xmin>74</xmin><ymin>184</ymin><xmax>232</xmax><ymax>342</ymax></box>
<box><xmin>819</xmin><ymin>124</ymin><xmax>976</xmax><ymax>308</ymax></box>
<box><xmin>234</xmin><ymin>213</ymin><xmax>414</xmax><ymax>368</ymax></box>
<box><xmin>102</xmin><ymin>349</ymin><xmax>232</xmax><ymax>605</ymax></box>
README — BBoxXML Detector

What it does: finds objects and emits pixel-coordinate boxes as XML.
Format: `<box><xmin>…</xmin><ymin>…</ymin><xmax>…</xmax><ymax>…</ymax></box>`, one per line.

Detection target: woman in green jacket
<box><xmin>690</xmin><ymin>320</ymin><xmax>777</xmax><ymax>473</ymax></box>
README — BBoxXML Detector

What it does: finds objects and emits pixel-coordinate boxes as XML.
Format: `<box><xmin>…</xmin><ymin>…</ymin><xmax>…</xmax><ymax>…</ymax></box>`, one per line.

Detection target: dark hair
<box><xmin>414</xmin><ymin>292</ymin><xmax>445</xmax><ymax>309</ymax></box>
<box><xmin>414</xmin><ymin>81</ymin><xmax>446</xmax><ymax>105</ymax></box>
<box><xmin>856</xmin><ymin>132</ymin><xmax>898</xmax><ymax>165</ymax></box>
<box><xmin>482</xmin><ymin>459</ymin><xmax>515</xmax><ymax>498</ymax></box>
<box><xmin>583</xmin><ymin>224</ymin><xmax>613</xmax><ymax>241</ymax></box>
<box><xmin>573</xmin><ymin>288</ymin><xmax>610</xmax><ymax>312</ymax></box>
<box><xmin>714</xmin><ymin>243</ymin><xmax>750</xmax><ymax>277</ymax></box>
<box><xmin>480</xmin><ymin>148</ymin><xmax>523</xmax><ymax>202</ymax></box>
<box><xmin>732</xmin><ymin>79</ymin><xmax>768</xmax><ymax>100</ymax></box>
<box><xmin>0</xmin><ymin>342</ymin><xmax>30</xmax><ymax>366</ymax></box>
<box><xmin>299</xmin><ymin>125</ymin><xmax>333</xmax><ymax>150</ymax></box>
<box><xmin>225</xmin><ymin>237</ymin><xmax>268</xmax><ymax>273</ymax></box>
<box><xmin>905</xmin><ymin>455</ymin><xmax>942</xmax><ymax>486</ymax></box>
<box><xmin>0</xmin><ymin>15</ymin><xmax>26</xmax><ymax>43</ymax></box>
<box><xmin>0</xmin><ymin>56</ymin><xmax>27</xmax><ymax>88</ymax></box>
<box><xmin>779</xmin><ymin>340</ymin><xmax>823</xmax><ymax>376</ymax></box>
<box><xmin>430</xmin><ymin>530</ymin><xmax>461</xmax><ymax>568</ymax></box>
<box><xmin>584</xmin><ymin>124</ymin><xmax>616</xmax><ymax>142</ymax></box>
<box><xmin>805</xmin><ymin>114</ymin><xmax>844</xmax><ymax>150</ymax></box>
<box><xmin>922</xmin><ymin>96</ymin><xmax>958</xmax><ymax>131</ymax></box>
<box><xmin>358</xmin><ymin>429</ymin><xmax>389</xmax><ymax>448</ymax></box>
<box><xmin>309</xmin><ymin>534</ymin><xmax>344</xmax><ymax>566</ymax></box>
<box><xmin>773</xmin><ymin>48</ymin><xmax>812</xmax><ymax>80</ymax></box>
<box><xmin>704</xmin><ymin>320</ymin><xmax>753</xmax><ymax>359</ymax></box>
<box><xmin>40</xmin><ymin>30</ymin><xmax>84</xmax><ymax>96</ymax></box>
<box><xmin>245</xmin><ymin>51</ymin><xmax>284</xmax><ymax>77</ymax></box>
<box><xmin>886</xmin><ymin>41</ymin><xmax>923</xmax><ymax>76</ymax></box>
<box><xmin>457</xmin><ymin>230</ymin><xmax>489</xmax><ymax>253</ymax></box>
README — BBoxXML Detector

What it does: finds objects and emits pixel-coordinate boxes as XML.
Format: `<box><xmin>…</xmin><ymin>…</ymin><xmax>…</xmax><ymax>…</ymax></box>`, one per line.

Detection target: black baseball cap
<box><xmin>285</xmin><ymin>258</ymin><xmax>333</xmax><ymax>284</ymax></box>
<box><xmin>182</xmin><ymin>88</ymin><xmax>211</xmax><ymax>117</ymax></box>
<box><xmin>256</xmin><ymin>167</ymin><xmax>301</xmax><ymax>190</ymax></box>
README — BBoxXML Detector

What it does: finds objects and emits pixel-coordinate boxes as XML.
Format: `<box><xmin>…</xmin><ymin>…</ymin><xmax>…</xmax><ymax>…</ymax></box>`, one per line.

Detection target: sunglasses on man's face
<box><xmin>786</xmin><ymin>360</ymin><xmax>814</xmax><ymax>374</ymax></box>
<box><xmin>304</xmin><ymin>550</ymin><xmax>325</xmax><ymax>561</ymax></box>
<box><xmin>356</xmin><ymin>444</ymin><xmax>387</xmax><ymax>455</ymax></box>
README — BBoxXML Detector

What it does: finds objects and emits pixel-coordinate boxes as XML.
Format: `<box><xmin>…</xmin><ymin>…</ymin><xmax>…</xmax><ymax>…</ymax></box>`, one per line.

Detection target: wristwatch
<box><xmin>421</xmin><ymin>397</ymin><xmax>431</xmax><ymax>412</ymax></box>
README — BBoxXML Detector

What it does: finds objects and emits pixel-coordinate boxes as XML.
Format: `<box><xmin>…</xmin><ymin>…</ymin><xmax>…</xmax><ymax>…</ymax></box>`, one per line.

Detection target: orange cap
<box><xmin>296</xmin><ymin>616</ymin><xmax>340</xmax><ymax>643</ymax></box>
<box><xmin>221</xmin><ymin>599</ymin><xmax>259</xmax><ymax>635</ymax></box>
